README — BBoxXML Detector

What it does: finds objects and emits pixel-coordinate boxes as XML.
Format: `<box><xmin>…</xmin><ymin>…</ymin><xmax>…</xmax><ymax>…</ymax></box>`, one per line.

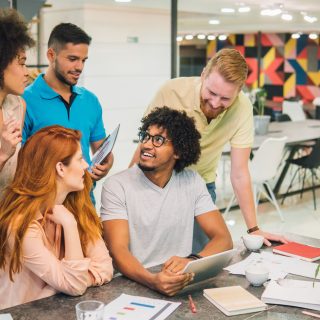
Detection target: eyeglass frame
<box><xmin>138</xmin><ymin>130</ymin><xmax>172</xmax><ymax>148</ymax></box>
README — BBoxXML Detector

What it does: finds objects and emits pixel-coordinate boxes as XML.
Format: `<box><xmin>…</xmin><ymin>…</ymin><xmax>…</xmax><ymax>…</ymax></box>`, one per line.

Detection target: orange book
<box><xmin>273</xmin><ymin>242</ymin><xmax>320</xmax><ymax>262</ymax></box>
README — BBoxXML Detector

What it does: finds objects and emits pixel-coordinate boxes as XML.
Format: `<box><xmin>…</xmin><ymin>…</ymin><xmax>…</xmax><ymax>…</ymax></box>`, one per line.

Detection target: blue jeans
<box><xmin>192</xmin><ymin>182</ymin><xmax>216</xmax><ymax>253</ymax></box>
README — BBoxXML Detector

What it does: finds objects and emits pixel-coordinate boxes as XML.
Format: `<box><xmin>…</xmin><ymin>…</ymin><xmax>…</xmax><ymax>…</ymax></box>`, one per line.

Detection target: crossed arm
<box><xmin>102</xmin><ymin>209</ymin><xmax>232</xmax><ymax>296</ymax></box>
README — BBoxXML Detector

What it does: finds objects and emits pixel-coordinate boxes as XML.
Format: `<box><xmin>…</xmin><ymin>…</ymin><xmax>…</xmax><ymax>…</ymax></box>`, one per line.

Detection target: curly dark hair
<box><xmin>0</xmin><ymin>8</ymin><xmax>35</xmax><ymax>88</ymax></box>
<box><xmin>140</xmin><ymin>106</ymin><xmax>201</xmax><ymax>172</ymax></box>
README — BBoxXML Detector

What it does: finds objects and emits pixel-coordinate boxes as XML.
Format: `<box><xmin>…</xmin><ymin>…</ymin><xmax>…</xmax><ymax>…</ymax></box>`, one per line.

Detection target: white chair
<box><xmin>282</xmin><ymin>100</ymin><xmax>306</xmax><ymax>121</ymax></box>
<box><xmin>224</xmin><ymin>137</ymin><xmax>287</xmax><ymax>221</ymax></box>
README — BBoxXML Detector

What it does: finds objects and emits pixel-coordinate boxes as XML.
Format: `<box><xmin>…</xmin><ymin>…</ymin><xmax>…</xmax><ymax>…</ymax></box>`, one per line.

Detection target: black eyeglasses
<box><xmin>138</xmin><ymin>131</ymin><xmax>171</xmax><ymax>147</ymax></box>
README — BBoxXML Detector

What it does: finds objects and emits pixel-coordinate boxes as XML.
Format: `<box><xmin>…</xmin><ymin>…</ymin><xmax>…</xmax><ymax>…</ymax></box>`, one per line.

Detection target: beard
<box><xmin>54</xmin><ymin>60</ymin><xmax>79</xmax><ymax>86</ymax></box>
<box><xmin>200</xmin><ymin>98</ymin><xmax>227</xmax><ymax>120</ymax></box>
<box><xmin>138</xmin><ymin>163</ymin><xmax>155</xmax><ymax>172</ymax></box>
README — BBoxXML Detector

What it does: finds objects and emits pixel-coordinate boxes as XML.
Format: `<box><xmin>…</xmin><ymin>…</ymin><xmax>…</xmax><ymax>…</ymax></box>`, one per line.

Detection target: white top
<box><xmin>100</xmin><ymin>165</ymin><xmax>216</xmax><ymax>268</ymax></box>
<box><xmin>0</xmin><ymin>94</ymin><xmax>23</xmax><ymax>194</ymax></box>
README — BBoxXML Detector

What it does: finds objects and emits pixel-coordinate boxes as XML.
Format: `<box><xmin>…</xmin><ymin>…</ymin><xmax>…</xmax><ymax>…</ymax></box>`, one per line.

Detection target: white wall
<box><xmin>38</xmin><ymin>3</ymin><xmax>171</xmax><ymax>209</ymax></box>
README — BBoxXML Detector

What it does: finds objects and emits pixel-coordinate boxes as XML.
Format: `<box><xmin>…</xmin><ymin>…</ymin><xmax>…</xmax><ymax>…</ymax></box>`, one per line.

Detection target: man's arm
<box><xmin>103</xmin><ymin>219</ymin><xmax>192</xmax><ymax>296</ymax></box>
<box><xmin>230</xmin><ymin>147</ymin><xmax>288</xmax><ymax>246</ymax></box>
<box><xmin>89</xmin><ymin>139</ymin><xmax>114</xmax><ymax>181</ymax></box>
<box><xmin>163</xmin><ymin>210</ymin><xmax>233</xmax><ymax>273</ymax></box>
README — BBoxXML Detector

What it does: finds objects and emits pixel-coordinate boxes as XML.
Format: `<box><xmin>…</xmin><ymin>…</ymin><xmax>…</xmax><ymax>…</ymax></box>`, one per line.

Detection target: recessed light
<box><xmin>291</xmin><ymin>33</ymin><xmax>301</xmax><ymax>39</ymax></box>
<box><xmin>185</xmin><ymin>34</ymin><xmax>194</xmax><ymax>40</ymax></box>
<box><xmin>207</xmin><ymin>35</ymin><xmax>216</xmax><ymax>41</ymax></box>
<box><xmin>309</xmin><ymin>33</ymin><xmax>318</xmax><ymax>40</ymax></box>
<box><xmin>218</xmin><ymin>34</ymin><xmax>227</xmax><ymax>41</ymax></box>
<box><xmin>197</xmin><ymin>34</ymin><xmax>206</xmax><ymax>40</ymax></box>
<box><xmin>209</xmin><ymin>19</ymin><xmax>220</xmax><ymax>25</ymax></box>
<box><xmin>221</xmin><ymin>8</ymin><xmax>235</xmax><ymax>13</ymax></box>
<box><xmin>238</xmin><ymin>6</ymin><xmax>251</xmax><ymax>13</ymax></box>
<box><xmin>304</xmin><ymin>15</ymin><xmax>317</xmax><ymax>23</ymax></box>
<box><xmin>176</xmin><ymin>36</ymin><xmax>183</xmax><ymax>42</ymax></box>
<box><xmin>115</xmin><ymin>0</ymin><xmax>131</xmax><ymax>2</ymax></box>
<box><xmin>281</xmin><ymin>13</ymin><xmax>293</xmax><ymax>21</ymax></box>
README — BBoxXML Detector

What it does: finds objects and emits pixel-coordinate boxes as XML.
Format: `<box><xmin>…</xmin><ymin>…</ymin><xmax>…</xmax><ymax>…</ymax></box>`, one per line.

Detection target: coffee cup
<box><xmin>242</xmin><ymin>234</ymin><xmax>264</xmax><ymax>251</ymax></box>
<box><xmin>245</xmin><ymin>263</ymin><xmax>269</xmax><ymax>286</ymax></box>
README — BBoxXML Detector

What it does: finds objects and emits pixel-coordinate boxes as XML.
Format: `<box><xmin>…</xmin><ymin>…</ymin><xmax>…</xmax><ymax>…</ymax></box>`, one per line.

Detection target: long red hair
<box><xmin>0</xmin><ymin>125</ymin><xmax>101</xmax><ymax>280</ymax></box>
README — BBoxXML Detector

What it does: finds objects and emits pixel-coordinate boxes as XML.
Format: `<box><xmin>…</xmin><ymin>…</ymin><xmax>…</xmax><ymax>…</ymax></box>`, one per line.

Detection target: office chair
<box><xmin>224</xmin><ymin>137</ymin><xmax>287</xmax><ymax>221</ymax></box>
<box><xmin>281</xmin><ymin>139</ymin><xmax>320</xmax><ymax>210</ymax></box>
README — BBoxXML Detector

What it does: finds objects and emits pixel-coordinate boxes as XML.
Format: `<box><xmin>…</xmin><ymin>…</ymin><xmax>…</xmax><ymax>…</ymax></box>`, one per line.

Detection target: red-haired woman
<box><xmin>0</xmin><ymin>8</ymin><xmax>34</xmax><ymax>194</ymax></box>
<box><xmin>0</xmin><ymin>125</ymin><xmax>113</xmax><ymax>309</ymax></box>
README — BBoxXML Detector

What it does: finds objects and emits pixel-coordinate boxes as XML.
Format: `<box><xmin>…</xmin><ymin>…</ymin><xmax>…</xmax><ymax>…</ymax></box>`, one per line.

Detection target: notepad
<box><xmin>203</xmin><ymin>286</ymin><xmax>267</xmax><ymax>316</ymax></box>
<box><xmin>273</xmin><ymin>242</ymin><xmax>320</xmax><ymax>262</ymax></box>
<box><xmin>261</xmin><ymin>279</ymin><xmax>320</xmax><ymax>311</ymax></box>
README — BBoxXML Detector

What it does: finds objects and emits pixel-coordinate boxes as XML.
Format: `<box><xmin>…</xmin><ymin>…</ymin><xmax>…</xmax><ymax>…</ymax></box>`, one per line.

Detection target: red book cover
<box><xmin>273</xmin><ymin>242</ymin><xmax>320</xmax><ymax>262</ymax></box>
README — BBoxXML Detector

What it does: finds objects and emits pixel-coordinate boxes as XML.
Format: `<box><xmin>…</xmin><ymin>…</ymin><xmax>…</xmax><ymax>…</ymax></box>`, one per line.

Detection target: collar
<box><xmin>34</xmin><ymin>73</ymin><xmax>82</xmax><ymax>100</ymax></box>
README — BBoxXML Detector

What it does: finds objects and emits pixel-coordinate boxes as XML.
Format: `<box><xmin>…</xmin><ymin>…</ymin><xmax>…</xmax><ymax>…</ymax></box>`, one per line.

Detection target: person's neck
<box><xmin>55</xmin><ymin>191</ymin><xmax>67</xmax><ymax>205</ymax></box>
<box><xmin>143</xmin><ymin>168</ymin><xmax>174</xmax><ymax>188</ymax></box>
<box><xmin>44</xmin><ymin>69</ymin><xmax>71</xmax><ymax>97</ymax></box>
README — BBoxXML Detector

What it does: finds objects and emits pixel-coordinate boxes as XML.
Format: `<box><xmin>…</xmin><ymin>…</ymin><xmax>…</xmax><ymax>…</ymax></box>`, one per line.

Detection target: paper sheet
<box><xmin>103</xmin><ymin>294</ymin><xmax>180</xmax><ymax>320</ymax></box>
<box><xmin>0</xmin><ymin>314</ymin><xmax>13</xmax><ymax>320</ymax></box>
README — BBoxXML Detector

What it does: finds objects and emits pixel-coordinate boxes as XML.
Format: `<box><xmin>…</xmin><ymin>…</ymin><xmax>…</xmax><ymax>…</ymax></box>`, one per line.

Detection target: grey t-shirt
<box><xmin>100</xmin><ymin>165</ymin><xmax>216</xmax><ymax>268</ymax></box>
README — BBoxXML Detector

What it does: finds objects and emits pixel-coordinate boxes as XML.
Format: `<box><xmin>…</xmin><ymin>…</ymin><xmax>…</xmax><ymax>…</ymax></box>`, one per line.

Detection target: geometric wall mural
<box><xmin>207</xmin><ymin>33</ymin><xmax>320</xmax><ymax>102</ymax></box>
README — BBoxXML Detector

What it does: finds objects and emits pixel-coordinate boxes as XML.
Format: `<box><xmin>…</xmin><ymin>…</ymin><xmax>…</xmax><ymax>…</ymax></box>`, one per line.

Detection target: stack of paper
<box><xmin>224</xmin><ymin>251</ymin><xmax>319</xmax><ymax>280</ymax></box>
<box><xmin>203</xmin><ymin>286</ymin><xmax>267</xmax><ymax>316</ymax></box>
<box><xmin>262</xmin><ymin>279</ymin><xmax>320</xmax><ymax>311</ymax></box>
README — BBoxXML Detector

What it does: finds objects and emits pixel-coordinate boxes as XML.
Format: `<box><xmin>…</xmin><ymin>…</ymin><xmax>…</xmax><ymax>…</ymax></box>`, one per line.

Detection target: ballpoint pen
<box><xmin>188</xmin><ymin>294</ymin><xmax>197</xmax><ymax>313</ymax></box>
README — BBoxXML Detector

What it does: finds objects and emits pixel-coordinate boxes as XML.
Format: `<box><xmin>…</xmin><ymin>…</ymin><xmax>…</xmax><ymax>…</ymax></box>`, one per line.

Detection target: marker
<box><xmin>188</xmin><ymin>294</ymin><xmax>197</xmax><ymax>313</ymax></box>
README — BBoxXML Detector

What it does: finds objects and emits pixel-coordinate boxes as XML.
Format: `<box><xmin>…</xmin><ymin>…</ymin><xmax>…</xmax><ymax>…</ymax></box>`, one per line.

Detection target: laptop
<box><xmin>182</xmin><ymin>249</ymin><xmax>236</xmax><ymax>285</ymax></box>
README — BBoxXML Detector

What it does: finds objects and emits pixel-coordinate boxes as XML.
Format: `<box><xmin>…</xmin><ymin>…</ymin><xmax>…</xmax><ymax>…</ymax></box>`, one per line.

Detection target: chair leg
<box><xmin>300</xmin><ymin>168</ymin><xmax>307</xmax><ymax>199</ymax></box>
<box><xmin>311</xmin><ymin>169</ymin><xmax>317</xmax><ymax>210</ymax></box>
<box><xmin>281</xmin><ymin>167</ymin><xmax>299</xmax><ymax>205</ymax></box>
<box><xmin>224</xmin><ymin>194</ymin><xmax>236</xmax><ymax>218</ymax></box>
<box><xmin>265</xmin><ymin>182</ymin><xmax>285</xmax><ymax>222</ymax></box>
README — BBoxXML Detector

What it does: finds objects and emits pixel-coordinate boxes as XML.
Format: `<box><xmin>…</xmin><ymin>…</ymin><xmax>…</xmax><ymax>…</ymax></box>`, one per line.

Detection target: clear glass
<box><xmin>75</xmin><ymin>300</ymin><xmax>104</xmax><ymax>320</ymax></box>
<box><xmin>2</xmin><ymin>95</ymin><xmax>22</xmax><ymax>122</ymax></box>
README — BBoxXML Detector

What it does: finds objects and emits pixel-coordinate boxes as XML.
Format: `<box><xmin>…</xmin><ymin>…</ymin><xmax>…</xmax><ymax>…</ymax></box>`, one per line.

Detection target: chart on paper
<box><xmin>103</xmin><ymin>294</ymin><xmax>180</xmax><ymax>320</ymax></box>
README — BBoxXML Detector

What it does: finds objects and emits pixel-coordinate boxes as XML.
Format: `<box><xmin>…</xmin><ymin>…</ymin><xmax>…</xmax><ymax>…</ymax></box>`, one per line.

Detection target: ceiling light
<box><xmin>221</xmin><ymin>8</ymin><xmax>235</xmax><ymax>13</ymax></box>
<box><xmin>291</xmin><ymin>33</ymin><xmax>300</xmax><ymax>39</ymax></box>
<box><xmin>260</xmin><ymin>8</ymin><xmax>282</xmax><ymax>16</ymax></box>
<box><xmin>207</xmin><ymin>35</ymin><xmax>216</xmax><ymax>40</ymax></box>
<box><xmin>309</xmin><ymin>33</ymin><xmax>318</xmax><ymax>40</ymax></box>
<box><xmin>114</xmin><ymin>0</ymin><xmax>131</xmax><ymax>2</ymax></box>
<box><xmin>218</xmin><ymin>34</ymin><xmax>227</xmax><ymax>41</ymax></box>
<box><xmin>185</xmin><ymin>34</ymin><xmax>194</xmax><ymax>40</ymax></box>
<box><xmin>281</xmin><ymin>13</ymin><xmax>293</xmax><ymax>21</ymax></box>
<box><xmin>176</xmin><ymin>36</ymin><xmax>183</xmax><ymax>42</ymax></box>
<box><xmin>197</xmin><ymin>34</ymin><xmax>206</xmax><ymax>40</ymax></box>
<box><xmin>238</xmin><ymin>6</ymin><xmax>251</xmax><ymax>13</ymax></box>
<box><xmin>209</xmin><ymin>19</ymin><xmax>220</xmax><ymax>25</ymax></box>
<box><xmin>304</xmin><ymin>15</ymin><xmax>318</xmax><ymax>23</ymax></box>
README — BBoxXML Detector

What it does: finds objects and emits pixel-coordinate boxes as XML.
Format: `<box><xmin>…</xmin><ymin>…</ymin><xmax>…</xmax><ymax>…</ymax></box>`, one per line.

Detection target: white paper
<box><xmin>0</xmin><ymin>314</ymin><xmax>13</xmax><ymax>320</ymax></box>
<box><xmin>262</xmin><ymin>279</ymin><xmax>320</xmax><ymax>311</ymax></box>
<box><xmin>103</xmin><ymin>294</ymin><xmax>180</xmax><ymax>320</ymax></box>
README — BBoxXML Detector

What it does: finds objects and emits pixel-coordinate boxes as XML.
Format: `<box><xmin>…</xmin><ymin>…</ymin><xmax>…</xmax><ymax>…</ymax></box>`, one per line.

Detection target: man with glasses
<box><xmin>101</xmin><ymin>107</ymin><xmax>232</xmax><ymax>296</ymax></box>
<box><xmin>131</xmin><ymin>48</ymin><xmax>286</xmax><ymax>248</ymax></box>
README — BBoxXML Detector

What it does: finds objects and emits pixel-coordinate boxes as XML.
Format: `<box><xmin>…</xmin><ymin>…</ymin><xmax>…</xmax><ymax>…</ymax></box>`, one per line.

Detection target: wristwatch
<box><xmin>186</xmin><ymin>253</ymin><xmax>203</xmax><ymax>260</ymax></box>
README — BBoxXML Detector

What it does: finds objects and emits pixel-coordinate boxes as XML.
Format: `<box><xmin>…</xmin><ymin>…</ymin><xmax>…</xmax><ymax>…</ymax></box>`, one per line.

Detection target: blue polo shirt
<box><xmin>23</xmin><ymin>74</ymin><xmax>106</xmax><ymax>164</ymax></box>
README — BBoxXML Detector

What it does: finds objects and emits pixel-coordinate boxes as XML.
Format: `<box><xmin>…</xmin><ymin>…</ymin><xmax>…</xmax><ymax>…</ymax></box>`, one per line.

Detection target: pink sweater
<box><xmin>0</xmin><ymin>220</ymin><xmax>113</xmax><ymax>310</ymax></box>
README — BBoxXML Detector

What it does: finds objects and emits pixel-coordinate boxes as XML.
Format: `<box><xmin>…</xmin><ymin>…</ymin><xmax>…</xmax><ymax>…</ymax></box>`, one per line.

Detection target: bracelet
<box><xmin>247</xmin><ymin>226</ymin><xmax>259</xmax><ymax>234</ymax></box>
<box><xmin>186</xmin><ymin>253</ymin><xmax>203</xmax><ymax>260</ymax></box>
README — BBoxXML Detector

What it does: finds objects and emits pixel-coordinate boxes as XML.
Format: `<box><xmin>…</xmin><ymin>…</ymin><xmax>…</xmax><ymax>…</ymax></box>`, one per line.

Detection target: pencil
<box><xmin>302</xmin><ymin>311</ymin><xmax>320</xmax><ymax>319</ymax></box>
<box><xmin>188</xmin><ymin>294</ymin><xmax>197</xmax><ymax>313</ymax></box>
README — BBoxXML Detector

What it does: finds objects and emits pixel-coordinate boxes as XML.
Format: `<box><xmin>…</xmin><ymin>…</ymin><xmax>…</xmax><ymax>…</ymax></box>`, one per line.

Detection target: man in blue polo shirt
<box><xmin>23</xmin><ymin>23</ymin><xmax>113</xmax><ymax>182</ymax></box>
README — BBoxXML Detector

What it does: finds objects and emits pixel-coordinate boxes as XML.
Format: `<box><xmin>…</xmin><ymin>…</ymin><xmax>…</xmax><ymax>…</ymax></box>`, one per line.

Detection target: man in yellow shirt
<box><xmin>131</xmin><ymin>48</ymin><xmax>286</xmax><ymax>249</ymax></box>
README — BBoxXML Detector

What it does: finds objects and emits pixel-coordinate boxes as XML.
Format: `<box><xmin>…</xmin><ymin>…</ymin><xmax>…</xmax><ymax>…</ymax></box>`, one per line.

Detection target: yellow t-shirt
<box><xmin>146</xmin><ymin>77</ymin><xmax>254</xmax><ymax>183</ymax></box>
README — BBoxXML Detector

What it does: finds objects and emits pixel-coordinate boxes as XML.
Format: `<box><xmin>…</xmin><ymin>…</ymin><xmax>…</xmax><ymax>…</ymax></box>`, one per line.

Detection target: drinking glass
<box><xmin>2</xmin><ymin>95</ymin><xmax>22</xmax><ymax>122</ymax></box>
<box><xmin>75</xmin><ymin>300</ymin><xmax>104</xmax><ymax>320</ymax></box>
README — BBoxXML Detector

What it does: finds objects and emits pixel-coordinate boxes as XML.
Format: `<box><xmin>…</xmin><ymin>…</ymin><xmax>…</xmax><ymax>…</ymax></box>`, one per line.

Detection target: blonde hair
<box><xmin>0</xmin><ymin>125</ymin><xmax>101</xmax><ymax>281</ymax></box>
<box><xmin>203</xmin><ymin>48</ymin><xmax>248</xmax><ymax>88</ymax></box>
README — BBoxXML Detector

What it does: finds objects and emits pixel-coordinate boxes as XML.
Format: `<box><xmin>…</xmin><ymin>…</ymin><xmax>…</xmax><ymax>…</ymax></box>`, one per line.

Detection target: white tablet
<box><xmin>182</xmin><ymin>249</ymin><xmax>236</xmax><ymax>284</ymax></box>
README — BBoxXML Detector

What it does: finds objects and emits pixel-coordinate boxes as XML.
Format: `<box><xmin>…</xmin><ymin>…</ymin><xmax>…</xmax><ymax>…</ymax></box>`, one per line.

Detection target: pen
<box><xmin>188</xmin><ymin>294</ymin><xmax>197</xmax><ymax>313</ymax></box>
<box><xmin>302</xmin><ymin>311</ymin><xmax>320</xmax><ymax>319</ymax></box>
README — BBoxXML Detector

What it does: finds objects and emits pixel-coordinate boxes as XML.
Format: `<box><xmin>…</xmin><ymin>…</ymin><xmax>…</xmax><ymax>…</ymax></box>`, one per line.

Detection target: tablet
<box><xmin>182</xmin><ymin>249</ymin><xmax>236</xmax><ymax>284</ymax></box>
<box><xmin>88</xmin><ymin>124</ymin><xmax>120</xmax><ymax>173</ymax></box>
